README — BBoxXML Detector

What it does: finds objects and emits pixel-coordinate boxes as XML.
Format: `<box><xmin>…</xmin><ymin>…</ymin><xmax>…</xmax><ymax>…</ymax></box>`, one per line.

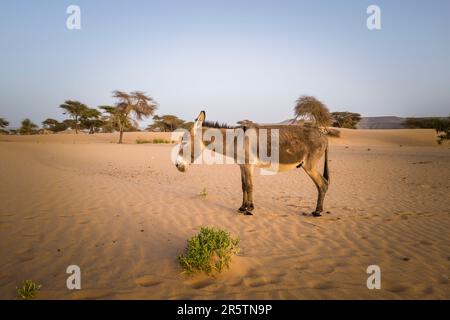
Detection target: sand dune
<box><xmin>0</xmin><ymin>130</ymin><xmax>449</xmax><ymax>299</ymax></box>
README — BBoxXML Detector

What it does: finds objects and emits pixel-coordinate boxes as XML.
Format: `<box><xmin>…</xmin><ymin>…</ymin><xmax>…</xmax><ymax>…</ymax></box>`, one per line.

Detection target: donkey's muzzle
<box><xmin>175</xmin><ymin>163</ymin><xmax>186</xmax><ymax>172</ymax></box>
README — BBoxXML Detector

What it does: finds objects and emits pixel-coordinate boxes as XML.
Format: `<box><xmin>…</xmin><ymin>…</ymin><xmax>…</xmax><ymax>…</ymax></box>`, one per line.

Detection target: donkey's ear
<box><xmin>195</xmin><ymin>110</ymin><xmax>206</xmax><ymax>123</ymax></box>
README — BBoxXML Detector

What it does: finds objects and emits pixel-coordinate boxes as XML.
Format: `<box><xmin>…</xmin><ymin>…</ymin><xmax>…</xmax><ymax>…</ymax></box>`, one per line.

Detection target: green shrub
<box><xmin>179</xmin><ymin>227</ymin><xmax>240</xmax><ymax>275</ymax></box>
<box><xmin>152</xmin><ymin>138</ymin><xmax>170</xmax><ymax>144</ymax></box>
<box><xmin>16</xmin><ymin>280</ymin><xmax>41</xmax><ymax>299</ymax></box>
<box><xmin>199</xmin><ymin>188</ymin><xmax>208</xmax><ymax>197</ymax></box>
<box><xmin>136</xmin><ymin>139</ymin><xmax>151</xmax><ymax>144</ymax></box>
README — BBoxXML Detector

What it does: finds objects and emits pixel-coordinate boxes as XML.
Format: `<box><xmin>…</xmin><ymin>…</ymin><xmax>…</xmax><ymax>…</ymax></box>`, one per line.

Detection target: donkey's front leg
<box><xmin>238</xmin><ymin>165</ymin><xmax>248</xmax><ymax>212</ymax></box>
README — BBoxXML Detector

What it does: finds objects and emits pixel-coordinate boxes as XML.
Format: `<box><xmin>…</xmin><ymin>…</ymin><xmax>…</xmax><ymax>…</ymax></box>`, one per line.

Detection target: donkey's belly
<box><xmin>255</xmin><ymin>161</ymin><xmax>300</xmax><ymax>173</ymax></box>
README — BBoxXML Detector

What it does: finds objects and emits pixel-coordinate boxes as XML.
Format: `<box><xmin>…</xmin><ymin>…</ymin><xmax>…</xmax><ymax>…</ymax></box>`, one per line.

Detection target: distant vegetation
<box><xmin>203</xmin><ymin>120</ymin><xmax>235</xmax><ymax>129</ymax></box>
<box><xmin>0</xmin><ymin>90</ymin><xmax>159</xmax><ymax>140</ymax></box>
<box><xmin>403</xmin><ymin>117</ymin><xmax>449</xmax><ymax>130</ymax></box>
<box><xmin>1</xmin><ymin>93</ymin><xmax>447</xmax><ymax>144</ymax></box>
<box><xmin>0</xmin><ymin>117</ymin><xmax>9</xmax><ymax>134</ymax></box>
<box><xmin>178</xmin><ymin>227</ymin><xmax>239</xmax><ymax>275</ymax></box>
<box><xmin>19</xmin><ymin>118</ymin><xmax>38</xmax><ymax>135</ymax></box>
<box><xmin>403</xmin><ymin>116</ymin><xmax>450</xmax><ymax>144</ymax></box>
<box><xmin>42</xmin><ymin>118</ymin><xmax>68</xmax><ymax>133</ymax></box>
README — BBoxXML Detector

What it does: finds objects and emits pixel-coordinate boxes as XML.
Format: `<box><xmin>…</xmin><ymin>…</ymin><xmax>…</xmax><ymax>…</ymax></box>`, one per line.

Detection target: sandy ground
<box><xmin>0</xmin><ymin>129</ymin><xmax>449</xmax><ymax>299</ymax></box>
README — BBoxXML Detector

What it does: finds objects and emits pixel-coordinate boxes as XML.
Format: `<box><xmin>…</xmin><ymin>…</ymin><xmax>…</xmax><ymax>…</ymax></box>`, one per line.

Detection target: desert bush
<box><xmin>16</xmin><ymin>280</ymin><xmax>41</xmax><ymax>299</ymax></box>
<box><xmin>152</xmin><ymin>138</ymin><xmax>171</xmax><ymax>144</ymax></box>
<box><xmin>136</xmin><ymin>138</ymin><xmax>172</xmax><ymax>144</ymax></box>
<box><xmin>136</xmin><ymin>139</ymin><xmax>152</xmax><ymax>144</ymax></box>
<box><xmin>437</xmin><ymin>130</ymin><xmax>450</xmax><ymax>144</ymax></box>
<box><xmin>293</xmin><ymin>95</ymin><xmax>332</xmax><ymax>128</ymax></box>
<box><xmin>179</xmin><ymin>227</ymin><xmax>239</xmax><ymax>275</ymax></box>
<box><xmin>199</xmin><ymin>188</ymin><xmax>208</xmax><ymax>197</ymax></box>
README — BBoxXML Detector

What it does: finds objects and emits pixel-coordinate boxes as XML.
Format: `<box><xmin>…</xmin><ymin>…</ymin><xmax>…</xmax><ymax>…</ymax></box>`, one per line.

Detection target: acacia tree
<box><xmin>147</xmin><ymin>114</ymin><xmax>187</xmax><ymax>132</ymax></box>
<box><xmin>19</xmin><ymin>118</ymin><xmax>38</xmax><ymax>135</ymax></box>
<box><xmin>99</xmin><ymin>105</ymin><xmax>135</xmax><ymax>134</ymax></box>
<box><xmin>293</xmin><ymin>95</ymin><xmax>332</xmax><ymax>128</ymax></box>
<box><xmin>107</xmin><ymin>91</ymin><xmax>157</xmax><ymax>143</ymax></box>
<box><xmin>99</xmin><ymin>104</ymin><xmax>141</xmax><ymax>139</ymax></box>
<box><xmin>59</xmin><ymin>100</ymin><xmax>89</xmax><ymax>134</ymax></box>
<box><xmin>331</xmin><ymin>111</ymin><xmax>362</xmax><ymax>129</ymax></box>
<box><xmin>42</xmin><ymin>118</ymin><xmax>68</xmax><ymax>133</ymax></box>
<box><xmin>79</xmin><ymin>108</ymin><xmax>103</xmax><ymax>134</ymax></box>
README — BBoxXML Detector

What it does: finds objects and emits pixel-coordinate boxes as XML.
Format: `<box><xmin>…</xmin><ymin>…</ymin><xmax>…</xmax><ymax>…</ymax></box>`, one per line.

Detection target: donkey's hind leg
<box><xmin>303</xmin><ymin>162</ymin><xmax>329</xmax><ymax>217</ymax></box>
<box><xmin>238</xmin><ymin>165</ymin><xmax>254</xmax><ymax>215</ymax></box>
<box><xmin>243</xmin><ymin>165</ymin><xmax>255</xmax><ymax>214</ymax></box>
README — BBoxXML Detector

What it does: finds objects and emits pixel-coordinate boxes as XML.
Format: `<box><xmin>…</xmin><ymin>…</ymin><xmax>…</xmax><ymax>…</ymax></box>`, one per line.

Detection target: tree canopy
<box><xmin>147</xmin><ymin>114</ymin><xmax>191</xmax><ymax>132</ymax></box>
<box><xmin>42</xmin><ymin>118</ymin><xmax>68</xmax><ymax>133</ymax></box>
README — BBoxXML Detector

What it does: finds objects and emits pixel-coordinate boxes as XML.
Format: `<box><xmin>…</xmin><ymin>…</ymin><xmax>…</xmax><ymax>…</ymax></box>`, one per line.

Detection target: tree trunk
<box><xmin>118</xmin><ymin>129</ymin><xmax>124</xmax><ymax>144</ymax></box>
<box><xmin>75</xmin><ymin>116</ymin><xmax>79</xmax><ymax>134</ymax></box>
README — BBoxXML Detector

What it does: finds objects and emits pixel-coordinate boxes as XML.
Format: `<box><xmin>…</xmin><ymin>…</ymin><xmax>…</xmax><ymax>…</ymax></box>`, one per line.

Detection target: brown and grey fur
<box><xmin>175</xmin><ymin>111</ymin><xmax>330</xmax><ymax>217</ymax></box>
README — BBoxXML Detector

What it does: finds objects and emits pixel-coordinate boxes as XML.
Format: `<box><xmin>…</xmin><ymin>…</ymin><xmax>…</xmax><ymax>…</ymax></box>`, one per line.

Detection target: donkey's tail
<box><xmin>323</xmin><ymin>145</ymin><xmax>330</xmax><ymax>183</ymax></box>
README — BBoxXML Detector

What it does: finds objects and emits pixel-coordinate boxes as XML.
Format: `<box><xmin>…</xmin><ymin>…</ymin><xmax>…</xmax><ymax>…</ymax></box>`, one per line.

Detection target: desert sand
<box><xmin>0</xmin><ymin>129</ymin><xmax>449</xmax><ymax>299</ymax></box>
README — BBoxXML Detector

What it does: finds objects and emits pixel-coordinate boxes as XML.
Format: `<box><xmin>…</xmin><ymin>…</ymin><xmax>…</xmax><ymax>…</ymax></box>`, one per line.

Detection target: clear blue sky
<box><xmin>1</xmin><ymin>0</ymin><xmax>449</xmax><ymax>128</ymax></box>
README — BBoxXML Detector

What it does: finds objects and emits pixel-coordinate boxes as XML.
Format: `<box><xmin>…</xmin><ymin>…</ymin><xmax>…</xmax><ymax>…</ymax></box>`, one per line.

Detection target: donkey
<box><xmin>174</xmin><ymin>111</ymin><xmax>329</xmax><ymax>217</ymax></box>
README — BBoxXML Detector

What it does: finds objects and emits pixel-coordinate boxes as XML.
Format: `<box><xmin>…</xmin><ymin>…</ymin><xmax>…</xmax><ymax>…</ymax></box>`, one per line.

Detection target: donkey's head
<box><xmin>175</xmin><ymin>110</ymin><xmax>206</xmax><ymax>172</ymax></box>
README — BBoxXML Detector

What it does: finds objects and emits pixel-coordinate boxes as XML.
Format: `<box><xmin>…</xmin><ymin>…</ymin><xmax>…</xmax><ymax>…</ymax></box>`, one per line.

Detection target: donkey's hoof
<box><xmin>238</xmin><ymin>206</ymin><xmax>247</xmax><ymax>212</ymax></box>
<box><xmin>246</xmin><ymin>204</ymin><xmax>255</xmax><ymax>211</ymax></box>
<box><xmin>312</xmin><ymin>211</ymin><xmax>322</xmax><ymax>217</ymax></box>
<box><xmin>244</xmin><ymin>211</ymin><xmax>253</xmax><ymax>216</ymax></box>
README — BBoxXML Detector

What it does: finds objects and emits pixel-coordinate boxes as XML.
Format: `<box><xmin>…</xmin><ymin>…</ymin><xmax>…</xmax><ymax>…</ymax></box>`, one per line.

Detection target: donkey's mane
<box><xmin>202</xmin><ymin>120</ymin><xmax>235</xmax><ymax>129</ymax></box>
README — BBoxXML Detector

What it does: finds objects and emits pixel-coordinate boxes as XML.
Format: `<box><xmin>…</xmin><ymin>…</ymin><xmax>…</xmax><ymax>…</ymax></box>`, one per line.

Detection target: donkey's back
<box><xmin>253</xmin><ymin>125</ymin><xmax>328</xmax><ymax>169</ymax></box>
